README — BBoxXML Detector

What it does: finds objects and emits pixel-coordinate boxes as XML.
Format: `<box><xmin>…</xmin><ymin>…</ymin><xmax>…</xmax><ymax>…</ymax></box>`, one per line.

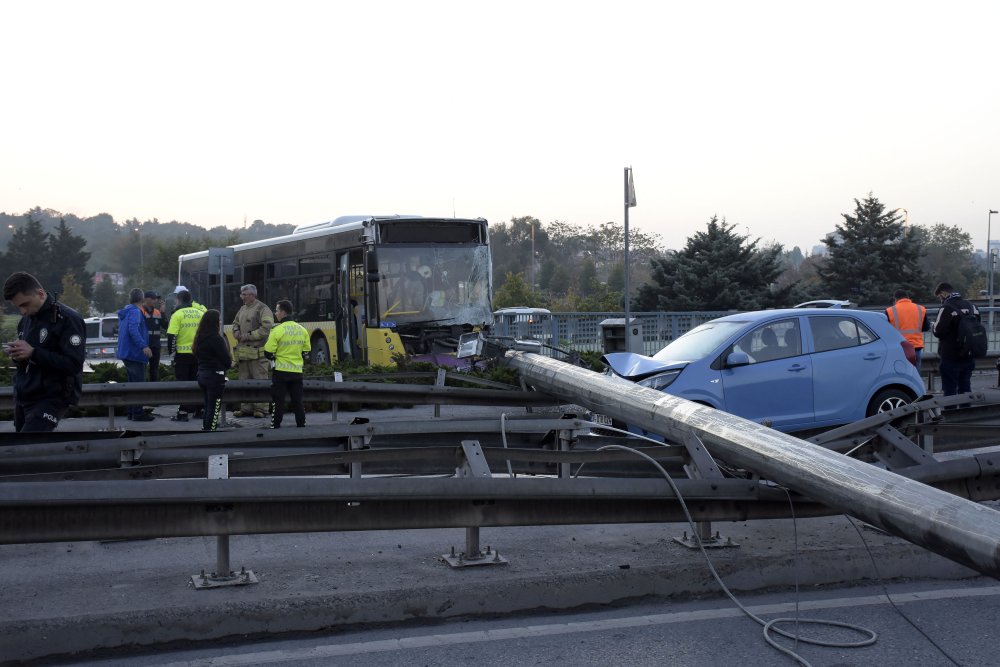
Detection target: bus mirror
<box><xmin>457</xmin><ymin>332</ymin><xmax>484</xmax><ymax>358</ymax></box>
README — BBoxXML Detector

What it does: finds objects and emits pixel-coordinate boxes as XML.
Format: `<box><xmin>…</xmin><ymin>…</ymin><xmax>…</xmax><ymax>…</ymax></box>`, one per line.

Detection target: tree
<box><xmin>816</xmin><ymin>193</ymin><xmax>927</xmax><ymax>306</ymax></box>
<box><xmin>48</xmin><ymin>219</ymin><xmax>93</xmax><ymax>300</ymax></box>
<box><xmin>490</xmin><ymin>217</ymin><xmax>548</xmax><ymax>293</ymax></box>
<box><xmin>633</xmin><ymin>216</ymin><xmax>785</xmax><ymax>311</ymax></box>
<box><xmin>5</xmin><ymin>216</ymin><xmax>48</xmax><ymax>282</ymax></box>
<box><xmin>93</xmin><ymin>275</ymin><xmax>120</xmax><ymax>315</ymax></box>
<box><xmin>59</xmin><ymin>272</ymin><xmax>91</xmax><ymax>315</ymax></box>
<box><xmin>913</xmin><ymin>224</ymin><xmax>977</xmax><ymax>298</ymax></box>
<box><xmin>493</xmin><ymin>272</ymin><xmax>545</xmax><ymax>309</ymax></box>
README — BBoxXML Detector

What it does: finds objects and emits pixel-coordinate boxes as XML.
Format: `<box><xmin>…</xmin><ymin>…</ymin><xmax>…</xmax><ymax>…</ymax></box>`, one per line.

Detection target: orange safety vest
<box><xmin>887</xmin><ymin>298</ymin><xmax>926</xmax><ymax>349</ymax></box>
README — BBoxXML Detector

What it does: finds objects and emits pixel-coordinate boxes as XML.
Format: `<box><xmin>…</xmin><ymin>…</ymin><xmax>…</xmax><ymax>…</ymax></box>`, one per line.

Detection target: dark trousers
<box><xmin>939</xmin><ymin>356</ymin><xmax>975</xmax><ymax>396</ymax></box>
<box><xmin>14</xmin><ymin>397</ymin><xmax>68</xmax><ymax>433</ymax></box>
<box><xmin>197</xmin><ymin>370</ymin><xmax>227</xmax><ymax>431</ymax></box>
<box><xmin>147</xmin><ymin>344</ymin><xmax>161</xmax><ymax>382</ymax></box>
<box><xmin>123</xmin><ymin>359</ymin><xmax>147</xmax><ymax>418</ymax></box>
<box><xmin>270</xmin><ymin>370</ymin><xmax>305</xmax><ymax>428</ymax></box>
<box><xmin>173</xmin><ymin>353</ymin><xmax>199</xmax><ymax>414</ymax></box>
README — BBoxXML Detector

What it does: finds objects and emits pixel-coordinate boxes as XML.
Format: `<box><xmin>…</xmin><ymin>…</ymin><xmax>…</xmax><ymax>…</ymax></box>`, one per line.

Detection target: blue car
<box><xmin>601</xmin><ymin>308</ymin><xmax>926</xmax><ymax>433</ymax></box>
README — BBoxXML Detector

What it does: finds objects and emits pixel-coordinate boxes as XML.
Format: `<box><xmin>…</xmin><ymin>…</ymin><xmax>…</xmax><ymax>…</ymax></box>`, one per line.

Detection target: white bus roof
<box><xmin>178</xmin><ymin>215</ymin><xmax>485</xmax><ymax>262</ymax></box>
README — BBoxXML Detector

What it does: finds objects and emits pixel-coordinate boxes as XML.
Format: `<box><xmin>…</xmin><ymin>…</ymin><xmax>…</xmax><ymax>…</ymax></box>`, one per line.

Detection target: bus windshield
<box><xmin>376</xmin><ymin>245</ymin><xmax>492</xmax><ymax>327</ymax></box>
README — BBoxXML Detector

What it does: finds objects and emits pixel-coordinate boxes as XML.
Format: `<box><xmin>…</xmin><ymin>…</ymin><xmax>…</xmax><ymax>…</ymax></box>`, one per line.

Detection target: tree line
<box><xmin>493</xmin><ymin>193</ymin><xmax>981</xmax><ymax>311</ymax></box>
<box><xmin>0</xmin><ymin>194</ymin><xmax>985</xmax><ymax>327</ymax></box>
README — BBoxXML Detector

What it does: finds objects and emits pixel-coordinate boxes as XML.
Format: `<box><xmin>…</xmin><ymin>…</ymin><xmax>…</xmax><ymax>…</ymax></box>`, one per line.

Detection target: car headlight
<box><xmin>637</xmin><ymin>370</ymin><xmax>681</xmax><ymax>391</ymax></box>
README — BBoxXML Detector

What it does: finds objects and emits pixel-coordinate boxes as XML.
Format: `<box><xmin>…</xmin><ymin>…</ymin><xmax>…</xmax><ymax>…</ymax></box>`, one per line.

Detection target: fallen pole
<box><xmin>505</xmin><ymin>351</ymin><xmax>1000</xmax><ymax>577</ymax></box>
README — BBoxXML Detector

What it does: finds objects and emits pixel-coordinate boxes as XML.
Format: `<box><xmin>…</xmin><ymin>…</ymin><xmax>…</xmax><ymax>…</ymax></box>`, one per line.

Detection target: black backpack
<box><xmin>956</xmin><ymin>311</ymin><xmax>988</xmax><ymax>358</ymax></box>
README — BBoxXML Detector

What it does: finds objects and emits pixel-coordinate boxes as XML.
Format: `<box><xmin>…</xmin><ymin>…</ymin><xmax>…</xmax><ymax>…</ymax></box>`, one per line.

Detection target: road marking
<box><xmin>152</xmin><ymin>584</ymin><xmax>1000</xmax><ymax>666</ymax></box>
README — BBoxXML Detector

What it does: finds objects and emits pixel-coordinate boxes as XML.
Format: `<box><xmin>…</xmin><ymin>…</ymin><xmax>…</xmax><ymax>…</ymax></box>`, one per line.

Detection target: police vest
<box><xmin>167</xmin><ymin>306</ymin><xmax>204</xmax><ymax>354</ymax></box>
<box><xmin>264</xmin><ymin>320</ymin><xmax>311</xmax><ymax>373</ymax></box>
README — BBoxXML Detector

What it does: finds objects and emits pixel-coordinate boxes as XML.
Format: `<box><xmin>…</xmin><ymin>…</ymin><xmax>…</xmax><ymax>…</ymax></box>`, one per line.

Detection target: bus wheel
<box><xmin>310</xmin><ymin>336</ymin><xmax>330</xmax><ymax>365</ymax></box>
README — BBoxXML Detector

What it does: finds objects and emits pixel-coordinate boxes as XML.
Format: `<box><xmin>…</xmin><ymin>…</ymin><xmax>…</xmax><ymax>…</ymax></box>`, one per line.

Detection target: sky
<box><xmin>3</xmin><ymin>1</ymin><xmax>999</xmax><ymax>254</ymax></box>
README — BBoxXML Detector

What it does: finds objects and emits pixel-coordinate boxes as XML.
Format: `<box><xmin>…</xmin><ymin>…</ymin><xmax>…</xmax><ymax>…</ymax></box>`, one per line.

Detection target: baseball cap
<box><xmin>143</xmin><ymin>290</ymin><xmax>159</xmax><ymax>299</ymax></box>
<box><xmin>173</xmin><ymin>285</ymin><xmax>188</xmax><ymax>294</ymax></box>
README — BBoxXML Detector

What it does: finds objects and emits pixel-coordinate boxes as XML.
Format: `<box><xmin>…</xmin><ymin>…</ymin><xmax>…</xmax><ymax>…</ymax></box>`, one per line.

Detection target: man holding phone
<box><xmin>3</xmin><ymin>271</ymin><xmax>86</xmax><ymax>432</ymax></box>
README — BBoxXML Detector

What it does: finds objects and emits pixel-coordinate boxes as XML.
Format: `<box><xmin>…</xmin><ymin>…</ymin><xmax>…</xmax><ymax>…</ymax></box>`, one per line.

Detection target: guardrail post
<box><xmin>107</xmin><ymin>406</ymin><xmax>116</xmax><ymax>430</ymax></box>
<box><xmin>191</xmin><ymin>454</ymin><xmax>258</xmax><ymax>589</ymax></box>
<box><xmin>433</xmin><ymin>368</ymin><xmax>446</xmax><ymax>418</ymax></box>
<box><xmin>443</xmin><ymin>440</ymin><xmax>508</xmax><ymax>568</ymax></box>
<box><xmin>331</xmin><ymin>371</ymin><xmax>343</xmax><ymax>421</ymax></box>
<box><xmin>558</xmin><ymin>428</ymin><xmax>574</xmax><ymax>479</ymax></box>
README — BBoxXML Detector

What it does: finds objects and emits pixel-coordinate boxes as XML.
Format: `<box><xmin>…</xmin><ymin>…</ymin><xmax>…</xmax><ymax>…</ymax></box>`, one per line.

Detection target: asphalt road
<box><xmin>64</xmin><ymin>578</ymin><xmax>999</xmax><ymax>667</ymax></box>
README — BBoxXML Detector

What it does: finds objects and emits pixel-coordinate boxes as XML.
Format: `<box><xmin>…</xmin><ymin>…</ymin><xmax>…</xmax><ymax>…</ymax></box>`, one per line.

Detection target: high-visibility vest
<box><xmin>166</xmin><ymin>306</ymin><xmax>204</xmax><ymax>354</ymax></box>
<box><xmin>264</xmin><ymin>318</ymin><xmax>311</xmax><ymax>373</ymax></box>
<box><xmin>887</xmin><ymin>298</ymin><xmax>927</xmax><ymax>349</ymax></box>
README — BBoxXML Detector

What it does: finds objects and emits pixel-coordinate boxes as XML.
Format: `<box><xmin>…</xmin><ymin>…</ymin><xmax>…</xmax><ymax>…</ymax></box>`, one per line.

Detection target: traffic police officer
<box><xmin>166</xmin><ymin>288</ymin><xmax>204</xmax><ymax>421</ymax></box>
<box><xmin>263</xmin><ymin>299</ymin><xmax>311</xmax><ymax>429</ymax></box>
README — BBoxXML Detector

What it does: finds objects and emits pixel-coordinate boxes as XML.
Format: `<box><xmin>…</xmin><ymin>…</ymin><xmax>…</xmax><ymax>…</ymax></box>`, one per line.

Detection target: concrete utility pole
<box><xmin>505</xmin><ymin>351</ymin><xmax>1000</xmax><ymax>577</ymax></box>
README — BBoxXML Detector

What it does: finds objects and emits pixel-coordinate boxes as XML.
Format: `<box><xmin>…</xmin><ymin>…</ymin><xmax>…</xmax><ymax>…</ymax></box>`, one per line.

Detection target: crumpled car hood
<box><xmin>601</xmin><ymin>352</ymin><xmax>689</xmax><ymax>381</ymax></box>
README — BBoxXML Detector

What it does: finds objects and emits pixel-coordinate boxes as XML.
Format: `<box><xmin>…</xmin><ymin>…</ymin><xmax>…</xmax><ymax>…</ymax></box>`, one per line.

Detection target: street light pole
<box><xmin>989</xmin><ymin>210</ymin><xmax>998</xmax><ymax>331</ymax></box>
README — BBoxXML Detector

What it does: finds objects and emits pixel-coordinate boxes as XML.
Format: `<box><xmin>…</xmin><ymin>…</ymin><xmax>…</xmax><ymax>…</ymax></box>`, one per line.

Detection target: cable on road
<box><xmin>575</xmin><ymin>425</ymin><xmax>879</xmax><ymax>667</ymax></box>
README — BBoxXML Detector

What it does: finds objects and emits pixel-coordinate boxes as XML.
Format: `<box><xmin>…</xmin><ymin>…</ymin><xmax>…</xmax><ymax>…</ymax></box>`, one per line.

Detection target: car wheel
<box><xmin>866</xmin><ymin>388</ymin><xmax>912</xmax><ymax>417</ymax></box>
<box><xmin>310</xmin><ymin>335</ymin><xmax>330</xmax><ymax>365</ymax></box>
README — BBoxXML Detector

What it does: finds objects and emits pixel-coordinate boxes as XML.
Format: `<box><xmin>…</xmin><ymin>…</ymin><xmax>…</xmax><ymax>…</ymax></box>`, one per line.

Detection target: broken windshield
<box><xmin>376</xmin><ymin>245</ymin><xmax>492</xmax><ymax>327</ymax></box>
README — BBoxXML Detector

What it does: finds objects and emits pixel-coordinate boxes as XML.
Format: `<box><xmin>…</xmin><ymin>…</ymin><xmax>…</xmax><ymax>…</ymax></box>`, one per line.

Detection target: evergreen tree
<box><xmin>59</xmin><ymin>272</ymin><xmax>91</xmax><ymax>315</ymax></box>
<box><xmin>634</xmin><ymin>216</ymin><xmax>784</xmax><ymax>311</ymax></box>
<box><xmin>816</xmin><ymin>193</ymin><xmax>927</xmax><ymax>306</ymax></box>
<box><xmin>5</xmin><ymin>216</ymin><xmax>49</xmax><ymax>284</ymax></box>
<box><xmin>48</xmin><ymin>219</ymin><xmax>93</xmax><ymax>299</ymax></box>
<box><xmin>93</xmin><ymin>275</ymin><xmax>120</xmax><ymax>315</ymax></box>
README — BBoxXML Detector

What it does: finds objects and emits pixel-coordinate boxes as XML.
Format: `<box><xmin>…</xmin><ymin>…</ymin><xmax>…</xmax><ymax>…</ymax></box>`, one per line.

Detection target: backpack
<box><xmin>956</xmin><ymin>311</ymin><xmax>988</xmax><ymax>358</ymax></box>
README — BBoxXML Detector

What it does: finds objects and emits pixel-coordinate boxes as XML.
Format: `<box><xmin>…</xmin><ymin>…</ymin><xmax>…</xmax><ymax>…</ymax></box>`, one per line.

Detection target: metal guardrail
<box><xmin>506</xmin><ymin>351</ymin><xmax>1000</xmax><ymax>578</ymax></box>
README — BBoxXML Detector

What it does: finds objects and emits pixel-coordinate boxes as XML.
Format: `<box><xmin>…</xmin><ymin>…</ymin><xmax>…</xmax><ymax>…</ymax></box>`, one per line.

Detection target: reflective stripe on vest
<box><xmin>888</xmin><ymin>301</ymin><xmax>926</xmax><ymax>349</ymax></box>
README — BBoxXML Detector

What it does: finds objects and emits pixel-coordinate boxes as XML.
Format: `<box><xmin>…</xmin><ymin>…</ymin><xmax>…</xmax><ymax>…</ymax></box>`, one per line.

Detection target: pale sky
<box><xmin>3</xmin><ymin>1</ymin><xmax>998</xmax><ymax>253</ymax></box>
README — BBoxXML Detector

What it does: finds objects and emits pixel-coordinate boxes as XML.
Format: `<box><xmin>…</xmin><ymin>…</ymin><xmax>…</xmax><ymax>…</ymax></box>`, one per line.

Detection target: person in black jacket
<box><xmin>3</xmin><ymin>271</ymin><xmax>86</xmax><ymax>432</ymax></box>
<box><xmin>931</xmin><ymin>281</ymin><xmax>979</xmax><ymax>396</ymax></box>
<box><xmin>191</xmin><ymin>309</ymin><xmax>232</xmax><ymax>431</ymax></box>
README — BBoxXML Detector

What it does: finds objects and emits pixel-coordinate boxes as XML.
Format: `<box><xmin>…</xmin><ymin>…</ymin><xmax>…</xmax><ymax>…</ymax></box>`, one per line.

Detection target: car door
<box><xmin>807</xmin><ymin>314</ymin><xmax>885</xmax><ymax>424</ymax></box>
<box><xmin>719</xmin><ymin>318</ymin><xmax>814</xmax><ymax>430</ymax></box>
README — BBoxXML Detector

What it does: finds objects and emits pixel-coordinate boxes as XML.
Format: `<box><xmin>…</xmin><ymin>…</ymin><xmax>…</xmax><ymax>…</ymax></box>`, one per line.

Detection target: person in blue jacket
<box><xmin>117</xmin><ymin>288</ymin><xmax>154</xmax><ymax>422</ymax></box>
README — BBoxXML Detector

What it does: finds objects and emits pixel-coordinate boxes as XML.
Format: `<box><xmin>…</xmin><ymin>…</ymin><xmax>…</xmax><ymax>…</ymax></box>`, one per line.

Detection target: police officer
<box><xmin>263</xmin><ymin>299</ymin><xmax>311</xmax><ymax>429</ymax></box>
<box><xmin>142</xmin><ymin>290</ymin><xmax>164</xmax><ymax>381</ymax></box>
<box><xmin>2</xmin><ymin>271</ymin><xmax>86</xmax><ymax>432</ymax></box>
<box><xmin>166</xmin><ymin>288</ymin><xmax>204</xmax><ymax>421</ymax></box>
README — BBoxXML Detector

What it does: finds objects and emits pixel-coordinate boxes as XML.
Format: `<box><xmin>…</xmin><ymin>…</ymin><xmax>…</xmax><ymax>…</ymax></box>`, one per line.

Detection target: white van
<box><xmin>84</xmin><ymin>316</ymin><xmax>118</xmax><ymax>358</ymax></box>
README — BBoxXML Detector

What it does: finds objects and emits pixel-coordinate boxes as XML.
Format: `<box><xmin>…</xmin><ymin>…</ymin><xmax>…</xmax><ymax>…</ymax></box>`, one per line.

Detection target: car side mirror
<box><xmin>726</xmin><ymin>351</ymin><xmax>751</xmax><ymax>368</ymax></box>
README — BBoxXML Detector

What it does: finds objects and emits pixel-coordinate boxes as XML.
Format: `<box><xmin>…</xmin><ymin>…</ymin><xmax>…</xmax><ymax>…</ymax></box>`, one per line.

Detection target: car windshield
<box><xmin>651</xmin><ymin>320</ymin><xmax>746</xmax><ymax>362</ymax></box>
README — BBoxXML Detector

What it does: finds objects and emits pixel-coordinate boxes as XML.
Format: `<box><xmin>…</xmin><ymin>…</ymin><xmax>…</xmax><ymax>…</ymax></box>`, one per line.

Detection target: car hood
<box><xmin>601</xmin><ymin>352</ymin><xmax>689</xmax><ymax>380</ymax></box>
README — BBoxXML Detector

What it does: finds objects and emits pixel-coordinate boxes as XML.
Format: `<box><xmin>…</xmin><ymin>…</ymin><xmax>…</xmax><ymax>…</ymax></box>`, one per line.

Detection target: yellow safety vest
<box><xmin>166</xmin><ymin>306</ymin><xmax>204</xmax><ymax>354</ymax></box>
<box><xmin>264</xmin><ymin>319</ymin><xmax>311</xmax><ymax>373</ymax></box>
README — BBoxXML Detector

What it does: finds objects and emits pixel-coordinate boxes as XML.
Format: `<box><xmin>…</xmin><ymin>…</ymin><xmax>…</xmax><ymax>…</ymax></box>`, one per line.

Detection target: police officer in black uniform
<box><xmin>3</xmin><ymin>271</ymin><xmax>86</xmax><ymax>432</ymax></box>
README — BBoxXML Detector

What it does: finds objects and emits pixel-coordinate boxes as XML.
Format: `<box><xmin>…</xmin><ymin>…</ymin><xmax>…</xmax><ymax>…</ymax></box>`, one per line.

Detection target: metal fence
<box><xmin>492</xmin><ymin>308</ymin><xmax>1000</xmax><ymax>356</ymax></box>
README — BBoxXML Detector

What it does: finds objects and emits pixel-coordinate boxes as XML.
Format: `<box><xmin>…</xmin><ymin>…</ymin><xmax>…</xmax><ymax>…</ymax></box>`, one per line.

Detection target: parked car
<box><xmin>600</xmin><ymin>308</ymin><xmax>925</xmax><ymax>433</ymax></box>
<box><xmin>793</xmin><ymin>299</ymin><xmax>854</xmax><ymax>309</ymax></box>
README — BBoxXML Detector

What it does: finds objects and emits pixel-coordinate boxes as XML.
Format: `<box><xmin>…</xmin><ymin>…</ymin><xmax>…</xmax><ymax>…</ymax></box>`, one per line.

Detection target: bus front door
<box><xmin>337</xmin><ymin>252</ymin><xmax>359</xmax><ymax>360</ymax></box>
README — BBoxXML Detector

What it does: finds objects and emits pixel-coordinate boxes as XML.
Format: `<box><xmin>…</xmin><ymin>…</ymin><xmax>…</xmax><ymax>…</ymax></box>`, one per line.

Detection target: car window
<box><xmin>809</xmin><ymin>315</ymin><xmax>874</xmax><ymax>352</ymax></box>
<box><xmin>724</xmin><ymin>318</ymin><xmax>801</xmax><ymax>364</ymax></box>
<box><xmin>652</xmin><ymin>320</ymin><xmax>746</xmax><ymax>362</ymax></box>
